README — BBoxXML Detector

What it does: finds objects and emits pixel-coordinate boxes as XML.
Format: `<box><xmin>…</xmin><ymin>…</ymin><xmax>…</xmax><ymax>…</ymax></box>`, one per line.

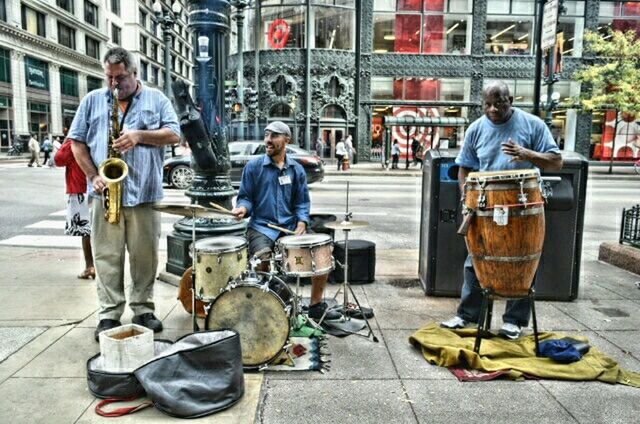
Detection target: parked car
<box><xmin>163</xmin><ymin>141</ymin><xmax>325</xmax><ymax>189</ymax></box>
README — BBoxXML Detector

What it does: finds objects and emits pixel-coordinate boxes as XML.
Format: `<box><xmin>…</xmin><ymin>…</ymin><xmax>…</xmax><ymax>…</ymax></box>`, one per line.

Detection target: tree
<box><xmin>572</xmin><ymin>29</ymin><xmax>640</xmax><ymax>170</ymax></box>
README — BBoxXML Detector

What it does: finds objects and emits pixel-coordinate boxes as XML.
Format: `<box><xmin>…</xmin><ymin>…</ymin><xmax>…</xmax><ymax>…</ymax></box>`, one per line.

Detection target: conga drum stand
<box><xmin>473</xmin><ymin>286</ymin><xmax>540</xmax><ymax>356</ymax></box>
<box><xmin>320</xmin><ymin>182</ymin><xmax>378</xmax><ymax>342</ymax></box>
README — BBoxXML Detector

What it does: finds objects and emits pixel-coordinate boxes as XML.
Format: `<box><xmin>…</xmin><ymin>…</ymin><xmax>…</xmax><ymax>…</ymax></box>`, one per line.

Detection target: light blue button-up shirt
<box><xmin>67</xmin><ymin>83</ymin><xmax>180</xmax><ymax>206</ymax></box>
<box><xmin>236</xmin><ymin>154</ymin><xmax>311</xmax><ymax>241</ymax></box>
<box><xmin>456</xmin><ymin>108</ymin><xmax>559</xmax><ymax>172</ymax></box>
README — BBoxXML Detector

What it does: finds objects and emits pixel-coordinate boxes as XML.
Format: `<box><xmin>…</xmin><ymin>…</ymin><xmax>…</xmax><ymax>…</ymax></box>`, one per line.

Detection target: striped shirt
<box><xmin>67</xmin><ymin>82</ymin><xmax>180</xmax><ymax>207</ymax></box>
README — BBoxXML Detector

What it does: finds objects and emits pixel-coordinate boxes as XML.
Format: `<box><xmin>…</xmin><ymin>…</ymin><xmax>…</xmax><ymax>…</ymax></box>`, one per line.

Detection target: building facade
<box><xmin>227</xmin><ymin>0</ymin><xmax>640</xmax><ymax>161</ymax></box>
<box><xmin>0</xmin><ymin>0</ymin><xmax>192</xmax><ymax>150</ymax></box>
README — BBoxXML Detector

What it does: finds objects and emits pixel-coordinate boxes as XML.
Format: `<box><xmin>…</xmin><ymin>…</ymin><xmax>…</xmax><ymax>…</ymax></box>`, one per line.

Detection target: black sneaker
<box><xmin>308</xmin><ymin>302</ymin><xmax>342</xmax><ymax>321</ymax></box>
<box><xmin>94</xmin><ymin>319</ymin><xmax>122</xmax><ymax>341</ymax></box>
<box><xmin>132</xmin><ymin>313</ymin><xmax>163</xmax><ymax>333</ymax></box>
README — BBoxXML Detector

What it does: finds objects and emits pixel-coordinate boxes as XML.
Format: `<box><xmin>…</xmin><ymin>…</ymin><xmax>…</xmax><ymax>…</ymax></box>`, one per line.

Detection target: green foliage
<box><xmin>572</xmin><ymin>30</ymin><xmax>640</xmax><ymax>113</ymax></box>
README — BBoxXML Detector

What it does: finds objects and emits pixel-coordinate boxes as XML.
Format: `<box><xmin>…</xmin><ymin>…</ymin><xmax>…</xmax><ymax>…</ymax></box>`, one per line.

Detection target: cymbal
<box><xmin>323</xmin><ymin>220</ymin><xmax>369</xmax><ymax>230</ymax></box>
<box><xmin>152</xmin><ymin>203</ymin><xmax>231</xmax><ymax>219</ymax></box>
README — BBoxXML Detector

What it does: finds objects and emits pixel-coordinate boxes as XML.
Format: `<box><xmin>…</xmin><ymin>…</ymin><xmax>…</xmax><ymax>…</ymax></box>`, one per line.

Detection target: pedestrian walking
<box><xmin>41</xmin><ymin>135</ymin><xmax>53</xmax><ymax>166</ymax></box>
<box><xmin>335</xmin><ymin>138</ymin><xmax>347</xmax><ymax>171</ymax></box>
<box><xmin>391</xmin><ymin>139</ymin><xmax>400</xmax><ymax>169</ymax></box>
<box><xmin>411</xmin><ymin>138</ymin><xmax>420</xmax><ymax>166</ymax></box>
<box><xmin>27</xmin><ymin>134</ymin><xmax>41</xmax><ymax>167</ymax></box>
<box><xmin>315</xmin><ymin>137</ymin><xmax>324</xmax><ymax>158</ymax></box>
<box><xmin>49</xmin><ymin>137</ymin><xmax>62</xmax><ymax>167</ymax></box>
<box><xmin>345</xmin><ymin>135</ymin><xmax>356</xmax><ymax>162</ymax></box>
<box><xmin>55</xmin><ymin>139</ymin><xmax>95</xmax><ymax>280</ymax></box>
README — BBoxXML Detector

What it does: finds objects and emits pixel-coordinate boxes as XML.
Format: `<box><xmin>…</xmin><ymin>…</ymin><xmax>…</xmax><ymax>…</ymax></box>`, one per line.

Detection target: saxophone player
<box><xmin>69</xmin><ymin>47</ymin><xmax>180</xmax><ymax>341</ymax></box>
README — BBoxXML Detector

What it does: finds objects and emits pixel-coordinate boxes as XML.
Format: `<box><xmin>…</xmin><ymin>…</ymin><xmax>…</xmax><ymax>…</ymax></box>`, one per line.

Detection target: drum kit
<box><xmin>153</xmin><ymin>190</ymin><xmax>377</xmax><ymax>370</ymax></box>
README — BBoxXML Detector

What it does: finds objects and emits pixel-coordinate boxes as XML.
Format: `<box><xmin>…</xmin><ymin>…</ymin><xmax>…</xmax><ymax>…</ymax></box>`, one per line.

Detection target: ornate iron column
<box><xmin>165</xmin><ymin>0</ymin><xmax>246</xmax><ymax>276</ymax></box>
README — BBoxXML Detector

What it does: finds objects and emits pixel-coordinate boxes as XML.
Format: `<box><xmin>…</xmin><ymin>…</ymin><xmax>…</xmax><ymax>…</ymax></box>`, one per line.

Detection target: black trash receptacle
<box><xmin>418</xmin><ymin>150</ymin><xmax>588</xmax><ymax>301</ymax></box>
<box><xmin>331</xmin><ymin>240</ymin><xmax>376</xmax><ymax>284</ymax></box>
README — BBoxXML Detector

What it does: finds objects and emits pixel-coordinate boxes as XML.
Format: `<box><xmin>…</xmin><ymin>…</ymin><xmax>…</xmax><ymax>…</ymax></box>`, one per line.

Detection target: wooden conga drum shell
<box><xmin>464</xmin><ymin>170</ymin><xmax>545</xmax><ymax>296</ymax></box>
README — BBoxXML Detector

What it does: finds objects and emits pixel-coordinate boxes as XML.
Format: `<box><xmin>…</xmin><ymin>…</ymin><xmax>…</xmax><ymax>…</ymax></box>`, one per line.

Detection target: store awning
<box><xmin>383</xmin><ymin>116</ymin><xmax>468</xmax><ymax>127</ymax></box>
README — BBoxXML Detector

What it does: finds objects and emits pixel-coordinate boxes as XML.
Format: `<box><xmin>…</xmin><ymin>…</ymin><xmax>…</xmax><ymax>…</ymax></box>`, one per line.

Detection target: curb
<box><xmin>598</xmin><ymin>241</ymin><xmax>640</xmax><ymax>276</ymax></box>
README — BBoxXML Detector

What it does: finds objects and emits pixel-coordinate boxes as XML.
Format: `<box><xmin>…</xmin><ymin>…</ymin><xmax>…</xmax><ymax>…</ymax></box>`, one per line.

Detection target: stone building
<box><xmin>226</xmin><ymin>0</ymin><xmax>640</xmax><ymax>161</ymax></box>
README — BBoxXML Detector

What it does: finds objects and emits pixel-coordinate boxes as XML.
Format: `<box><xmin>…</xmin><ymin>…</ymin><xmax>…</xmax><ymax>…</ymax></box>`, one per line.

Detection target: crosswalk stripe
<box><xmin>0</xmin><ymin>235</ymin><xmax>169</xmax><ymax>251</ymax></box>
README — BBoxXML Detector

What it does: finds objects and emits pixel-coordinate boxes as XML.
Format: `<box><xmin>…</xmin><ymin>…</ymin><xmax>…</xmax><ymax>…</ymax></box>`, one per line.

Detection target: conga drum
<box><xmin>463</xmin><ymin>169</ymin><xmax>545</xmax><ymax>297</ymax></box>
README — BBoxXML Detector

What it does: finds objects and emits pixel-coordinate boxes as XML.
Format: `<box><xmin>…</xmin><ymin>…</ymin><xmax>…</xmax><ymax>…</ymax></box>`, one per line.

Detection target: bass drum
<box><xmin>205</xmin><ymin>272</ymin><xmax>293</xmax><ymax>369</ymax></box>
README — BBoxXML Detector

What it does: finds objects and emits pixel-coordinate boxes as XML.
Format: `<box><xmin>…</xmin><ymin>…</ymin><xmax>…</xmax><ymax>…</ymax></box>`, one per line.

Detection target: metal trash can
<box><xmin>418</xmin><ymin>150</ymin><xmax>588</xmax><ymax>301</ymax></box>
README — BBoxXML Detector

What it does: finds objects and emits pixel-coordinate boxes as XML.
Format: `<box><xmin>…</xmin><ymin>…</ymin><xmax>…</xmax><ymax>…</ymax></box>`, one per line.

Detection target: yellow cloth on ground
<box><xmin>409</xmin><ymin>323</ymin><xmax>640</xmax><ymax>388</ymax></box>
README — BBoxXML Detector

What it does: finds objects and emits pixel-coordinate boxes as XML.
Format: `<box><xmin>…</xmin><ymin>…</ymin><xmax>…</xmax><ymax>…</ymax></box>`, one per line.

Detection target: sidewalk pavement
<box><xmin>3</xmin><ymin>151</ymin><xmax>638</xmax><ymax>179</ymax></box>
<box><xmin>0</xmin><ymin>237</ymin><xmax>639</xmax><ymax>423</ymax></box>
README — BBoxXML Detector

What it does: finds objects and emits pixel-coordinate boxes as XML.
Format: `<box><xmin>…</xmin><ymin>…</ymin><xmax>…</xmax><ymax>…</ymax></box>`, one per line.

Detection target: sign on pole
<box><xmin>541</xmin><ymin>0</ymin><xmax>559</xmax><ymax>50</ymax></box>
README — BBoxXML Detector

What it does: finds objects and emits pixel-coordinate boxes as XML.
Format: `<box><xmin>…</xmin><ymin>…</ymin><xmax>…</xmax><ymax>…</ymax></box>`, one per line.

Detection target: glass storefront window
<box><xmin>28</xmin><ymin>102</ymin><xmax>50</xmax><ymax>141</ymax></box>
<box><xmin>0</xmin><ymin>48</ymin><xmax>10</xmax><ymax>83</ymax></box>
<box><xmin>372</xmin><ymin>77</ymin><xmax>470</xmax><ymax>101</ymax></box>
<box><xmin>261</xmin><ymin>6</ymin><xmax>306</xmax><ymax>49</ymax></box>
<box><xmin>598</xmin><ymin>1</ymin><xmax>640</xmax><ymax>37</ymax></box>
<box><xmin>313</xmin><ymin>6</ymin><xmax>355</xmax><ymax>50</ymax></box>
<box><xmin>87</xmin><ymin>76</ymin><xmax>102</xmax><ymax>92</ymax></box>
<box><xmin>25</xmin><ymin>57</ymin><xmax>49</xmax><ymax>91</ymax></box>
<box><xmin>485</xmin><ymin>17</ymin><xmax>534</xmax><ymax>55</ymax></box>
<box><xmin>60</xmin><ymin>68</ymin><xmax>78</xmax><ymax>97</ymax></box>
<box><xmin>373</xmin><ymin>1</ymin><xmax>472</xmax><ymax>54</ymax></box>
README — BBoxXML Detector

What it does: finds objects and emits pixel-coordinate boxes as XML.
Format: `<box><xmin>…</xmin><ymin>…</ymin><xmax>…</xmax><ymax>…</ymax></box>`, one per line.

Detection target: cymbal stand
<box><xmin>318</xmin><ymin>182</ymin><xmax>378</xmax><ymax>342</ymax></box>
<box><xmin>190</xmin><ymin>211</ymin><xmax>199</xmax><ymax>332</ymax></box>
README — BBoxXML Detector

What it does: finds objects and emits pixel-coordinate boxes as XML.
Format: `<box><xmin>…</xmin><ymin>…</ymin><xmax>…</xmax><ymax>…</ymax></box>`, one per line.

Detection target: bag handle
<box><xmin>95</xmin><ymin>397</ymin><xmax>153</xmax><ymax>417</ymax></box>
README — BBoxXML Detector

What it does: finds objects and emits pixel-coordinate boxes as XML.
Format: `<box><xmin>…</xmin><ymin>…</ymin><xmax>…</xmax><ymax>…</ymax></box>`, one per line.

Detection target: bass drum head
<box><xmin>205</xmin><ymin>283</ymin><xmax>290</xmax><ymax>368</ymax></box>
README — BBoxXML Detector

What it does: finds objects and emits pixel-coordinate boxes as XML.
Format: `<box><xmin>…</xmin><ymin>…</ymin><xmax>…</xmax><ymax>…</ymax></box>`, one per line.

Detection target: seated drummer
<box><xmin>232</xmin><ymin>121</ymin><xmax>340</xmax><ymax>321</ymax></box>
<box><xmin>441</xmin><ymin>81</ymin><xmax>562</xmax><ymax>340</ymax></box>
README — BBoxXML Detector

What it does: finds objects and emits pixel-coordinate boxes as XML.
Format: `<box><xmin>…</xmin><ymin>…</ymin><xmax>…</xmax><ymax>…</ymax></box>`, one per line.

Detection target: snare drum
<box><xmin>277</xmin><ymin>234</ymin><xmax>334</xmax><ymax>277</ymax></box>
<box><xmin>464</xmin><ymin>169</ymin><xmax>545</xmax><ymax>296</ymax></box>
<box><xmin>205</xmin><ymin>272</ymin><xmax>293</xmax><ymax>369</ymax></box>
<box><xmin>194</xmin><ymin>237</ymin><xmax>248</xmax><ymax>300</ymax></box>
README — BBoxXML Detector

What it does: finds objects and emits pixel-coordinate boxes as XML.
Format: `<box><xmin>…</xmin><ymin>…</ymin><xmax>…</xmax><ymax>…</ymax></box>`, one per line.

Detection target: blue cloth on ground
<box><xmin>539</xmin><ymin>339</ymin><xmax>583</xmax><ymax>363</ymax></box>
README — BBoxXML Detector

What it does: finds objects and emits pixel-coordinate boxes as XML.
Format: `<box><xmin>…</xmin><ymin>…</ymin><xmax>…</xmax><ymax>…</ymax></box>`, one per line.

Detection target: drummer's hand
<box><xmin>232</xmin><ymin>206</ymin><xmax>247</xmax><ymax>220</ymax></box>
<box><xmin>501</xmin><ymin>139</ymin><xmax>531</xmax><ymax>162</ymax></box>
<box><xmin>90</xmin><ymin>174</ymin><xmax>107</xmax><ymax>194</ymax></box>
<box><xmin>295</xmin><ymin>221</ymin><xmax>307</xmax><ymax>235</ymax></box>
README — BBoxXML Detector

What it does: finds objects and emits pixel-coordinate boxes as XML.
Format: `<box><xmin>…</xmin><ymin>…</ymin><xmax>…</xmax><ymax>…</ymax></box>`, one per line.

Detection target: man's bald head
<box><xmin>483</xmin><ymin>81</ymin><xmax>514</xmax><ymax>124</ymax></box>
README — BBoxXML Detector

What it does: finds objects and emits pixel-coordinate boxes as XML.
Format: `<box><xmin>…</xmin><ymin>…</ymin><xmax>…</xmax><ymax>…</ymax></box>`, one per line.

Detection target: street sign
<box><xmin>541</xmin><ymin>0</ymin><xmax>559</xmax><ymax>50</ymax></box>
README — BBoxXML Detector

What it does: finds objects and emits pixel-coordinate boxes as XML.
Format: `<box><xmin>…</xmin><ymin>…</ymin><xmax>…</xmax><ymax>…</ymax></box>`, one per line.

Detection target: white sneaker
<box><xmin>499</xmin><ymin>323</ymin><xmax>522</xmax><ymax>340</ymax></box>
<box><xmin>440</xmin><ymin>316</ymin><xmax>470</xmax><ymax>329</ymax></box>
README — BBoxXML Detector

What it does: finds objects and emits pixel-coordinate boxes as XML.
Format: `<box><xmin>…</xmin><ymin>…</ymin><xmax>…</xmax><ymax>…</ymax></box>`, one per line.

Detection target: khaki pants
<box><xmin>92</xmin><ymin>201</ymin><xmax>161</xmax><ymax>320</ymax></box>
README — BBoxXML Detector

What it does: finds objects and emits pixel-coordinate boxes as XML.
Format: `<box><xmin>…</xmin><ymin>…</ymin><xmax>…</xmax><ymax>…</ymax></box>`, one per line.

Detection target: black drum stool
<box><xmin>331</xmin><ymin>240</ymin><xmax>376</xmax><ymax>284</ymax></box>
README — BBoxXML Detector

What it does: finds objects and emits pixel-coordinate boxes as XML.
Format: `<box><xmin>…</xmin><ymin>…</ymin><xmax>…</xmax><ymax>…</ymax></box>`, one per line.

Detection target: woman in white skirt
<box><xmin>55</xmin><ymin>139</ymin><xmax>95</xmax><ymax>279</ymax></box>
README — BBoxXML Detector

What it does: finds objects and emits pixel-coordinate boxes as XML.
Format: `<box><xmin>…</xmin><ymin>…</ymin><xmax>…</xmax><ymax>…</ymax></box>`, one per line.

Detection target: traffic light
<box><xmin>245</xmin><ymin>88</ymin><xmax>258</xmax><ymax>111</ymax></box>
<box><xmin>232</xmin><ymin>102</ymin><xmax>242</xmax><ymax>113</ymax></box>
<box><xmin>224</xmin><ymin>87</ymin><xmax>237</xmax><ymax>112</ymax></box>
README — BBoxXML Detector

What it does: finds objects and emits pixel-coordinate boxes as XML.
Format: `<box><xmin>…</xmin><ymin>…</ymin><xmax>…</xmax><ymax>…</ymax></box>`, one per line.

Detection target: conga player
<box><xmin>232</xmin><ymin>121</ymin><xmax>340</xmax><ymax>321</ymax></box>
<box><xmin>441</xmin><ymin>81</ymin><xmax>562</xmax><ymax>339</ymax></box>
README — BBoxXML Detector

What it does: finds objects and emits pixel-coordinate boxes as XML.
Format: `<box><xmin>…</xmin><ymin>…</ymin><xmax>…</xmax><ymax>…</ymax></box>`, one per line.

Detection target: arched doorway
<box><xmin>318</xmin><ymin>104</ymin><xmax>348</xmax><ymax>159</ymax></box>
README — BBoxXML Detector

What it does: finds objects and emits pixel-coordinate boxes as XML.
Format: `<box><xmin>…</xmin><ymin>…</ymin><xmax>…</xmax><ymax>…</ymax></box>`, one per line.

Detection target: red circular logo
<box><xmin>268</xmin><ymin>19</ymin><xmax>290</xmax><ymax>49</ymax></box>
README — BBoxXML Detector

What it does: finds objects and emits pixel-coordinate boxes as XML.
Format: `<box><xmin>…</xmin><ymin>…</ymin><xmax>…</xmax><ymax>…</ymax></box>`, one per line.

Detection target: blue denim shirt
<box><xmin>236</xmin><ymin>154</ymin><xmax>311</xmax><ymax>240</ymax></box>
<box><xmin>456</xmin><ymin>108</ymin><xmax>559</xmax><ymax>171</ymax></box>
<box><xmin>67</xmin><ymin>83</ymin><xmax>180</xmax><ymax>206</ymax></box>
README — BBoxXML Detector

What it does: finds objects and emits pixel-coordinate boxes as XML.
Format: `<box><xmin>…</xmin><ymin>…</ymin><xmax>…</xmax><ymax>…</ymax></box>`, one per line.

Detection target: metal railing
<box><xmin>620</xmin><ymin>205</ymin><xmax>640</xmax><ymax>248</ymax></box>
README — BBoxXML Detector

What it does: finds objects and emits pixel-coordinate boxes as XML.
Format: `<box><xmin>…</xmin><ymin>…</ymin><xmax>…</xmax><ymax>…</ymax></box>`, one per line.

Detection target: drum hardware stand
<box><xmin>317</xmin><ymin>182</ymin><xmax>378</xmax><ymax>342</ymax></box>
<box><xmin>189</xmin><ymin>209</ymin><xmax>200</xmax><ymax>333</ymax></box>
<box><xmin>473</xmin><ymin>286</ymin><xmax>540</xmax><ymax>357</ymax></box>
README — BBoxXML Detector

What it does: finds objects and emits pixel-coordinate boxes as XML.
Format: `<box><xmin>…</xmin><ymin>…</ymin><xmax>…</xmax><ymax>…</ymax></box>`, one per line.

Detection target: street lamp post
<box><xmin>230</xmin><ymin>0</ymin><xmax>250</xmax><ymax>140</ymax></box>
<box><xmin>152</xmin><ymin>1</ymin><xmax>182</xmax><ymax>99</ymax></box>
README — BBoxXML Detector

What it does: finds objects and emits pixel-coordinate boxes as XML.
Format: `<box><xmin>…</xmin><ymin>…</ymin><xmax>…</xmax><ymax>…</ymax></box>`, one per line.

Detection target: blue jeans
<box><xmin>456</xmin><ymin>255</ymin><xmax>531</xmax><ymax>327</ymax></box>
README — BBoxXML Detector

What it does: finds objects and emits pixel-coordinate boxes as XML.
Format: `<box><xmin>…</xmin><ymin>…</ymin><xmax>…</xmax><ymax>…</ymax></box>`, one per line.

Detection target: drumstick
<box><xmin>208</xmin><ymin>202</ymin><xmax>235</xmax><ymax>215</ymax></box>
<box><xmin>267</xmin><ymin>223</ymin><xmax>296</xmax><ymax>235</ymax></box>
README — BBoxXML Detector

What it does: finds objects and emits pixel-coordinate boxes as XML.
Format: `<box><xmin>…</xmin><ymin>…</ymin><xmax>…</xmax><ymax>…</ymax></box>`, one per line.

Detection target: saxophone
<box><xmin>99</xmin><ymin>86</ymin><xmax>129</xmax><ymax>224</ymax></box>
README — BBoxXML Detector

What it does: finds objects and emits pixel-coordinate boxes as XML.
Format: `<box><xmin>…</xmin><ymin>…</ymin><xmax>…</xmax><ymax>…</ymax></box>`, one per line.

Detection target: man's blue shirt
<box><xmin>67</xmin><ymin>83</ymin><xmax>180</xmax><ymax>206</ymax></box>
<box><xmin>236</xmin><ymin>154</ymin><xmax>311</xmax><ymax>240</ymax></box>
<box><xmin>456</xmin><ymin>108</ymin><xmax>560</xmax><ymax>172</ymax></box>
